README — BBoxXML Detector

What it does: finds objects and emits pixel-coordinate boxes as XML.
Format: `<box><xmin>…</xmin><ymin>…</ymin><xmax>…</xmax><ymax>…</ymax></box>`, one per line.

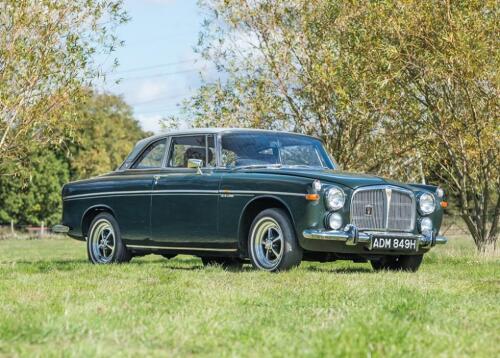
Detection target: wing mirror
<box><xmin>187</xmin><ymin>158</ymin><xmax>203</xmax><ymax>174</ymax></box>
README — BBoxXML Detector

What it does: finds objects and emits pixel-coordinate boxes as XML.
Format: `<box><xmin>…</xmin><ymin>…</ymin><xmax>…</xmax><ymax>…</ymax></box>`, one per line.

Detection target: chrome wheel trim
<box><xmin>89</xmin><ymin>219</ymin><xmax>116</xmax><ymax>263</ymax></box>
<box><xmin>251</xmin><ymin>217</ymin><xmax>284</xmax><ymax>270</ymax></box>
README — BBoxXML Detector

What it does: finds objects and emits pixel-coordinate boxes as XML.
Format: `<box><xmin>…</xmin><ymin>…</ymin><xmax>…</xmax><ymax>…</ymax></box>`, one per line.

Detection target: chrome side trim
<box><xmin>228</xmin><ymin>190</ymin><xmax>305</xmax><ymax>197</ymax></box>
<box><xmin>65</xmin><ymin>190</ymin><xmax>151</xmax><ymax>200</ymax></box>
<box><xmin>126</xmin><ymin>244</ymin><xmax>237</xmax><ymax>252</ymax></box>
<box><xmin>63</xmin><ymin>189</ymin><xmax>306</xmax><ymax>200</ymax></box>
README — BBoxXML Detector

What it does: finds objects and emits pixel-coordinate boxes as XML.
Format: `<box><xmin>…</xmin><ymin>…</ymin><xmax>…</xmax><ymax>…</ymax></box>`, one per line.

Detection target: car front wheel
<box><xmin>248</xmin><ymin>208</ymin><xmax>302</xmax><ymax>272</ymax></box>
<box><xmin>87</xmin><ymin>213</ymin><xmax>131</xmax><ymax>264</ymax></box>
<box><xmin>370</xmin><ymin>254</ymin><xmax>423</xmax><ymax>272</ymax></box>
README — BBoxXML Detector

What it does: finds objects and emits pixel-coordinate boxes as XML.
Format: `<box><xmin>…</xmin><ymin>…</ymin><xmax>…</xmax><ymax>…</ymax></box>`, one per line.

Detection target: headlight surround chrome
<box><xmin>418</xmin><ymin>192</ymin><xmax>436</xmax><ymax>215</ymax></box>
<box><xmin>325</xmin><ymin>186</ymin><xmax>346</xmax><ymax>211</ymax></box>
<box><xmin>419</xmin><ymin>217</ymin><xmax>433</xmax><ymax>234</ymax></box>
<box><xmin>326</xmin><ymin>212</ymin><xmax>343</xmax><ymax>230</ymax></box>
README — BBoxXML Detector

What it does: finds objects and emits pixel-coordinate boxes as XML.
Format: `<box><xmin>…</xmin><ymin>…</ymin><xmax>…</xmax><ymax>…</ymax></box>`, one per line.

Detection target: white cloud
<box><xmin>136</xmin><ymin>114</ymin><xmax>164</xmax><ymax>133</ymax></box>
<box><xmin>133</xmin><ymin>80</ymin><xmax>168</xmax><ymax>103</ymax></box>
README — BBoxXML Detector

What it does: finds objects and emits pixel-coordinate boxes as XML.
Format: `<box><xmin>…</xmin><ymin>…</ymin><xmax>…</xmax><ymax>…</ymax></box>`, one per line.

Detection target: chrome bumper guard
<box><xmin>52</xmin><ymin>224</ymin><xmax>70</xmax><ymax>234</ymax></box>
<box><xmin>303</xmin><ymin>224</ymin><xmax>447</xmax><ymax>249</ymax></box>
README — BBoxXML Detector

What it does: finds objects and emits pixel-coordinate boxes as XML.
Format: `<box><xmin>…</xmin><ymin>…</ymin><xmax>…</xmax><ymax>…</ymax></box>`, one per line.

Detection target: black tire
<box><xmin>201</xmin><ymin>257</ymin><xmax>243</xmax><ymax>270</ymax></box>
<box><xmin>370</xmin><ymin>254</ymin><xmax>423</xmax><ymax>272</ymax></box>
<box><xmin>87</xmin><ymin>213</ymin><xmax>132</xmax><ymax>264</ymax></box>
<box><xmin>248</xmin><ymin>208</ymin><xmax>302</xmax><ymax>272</ymax></box>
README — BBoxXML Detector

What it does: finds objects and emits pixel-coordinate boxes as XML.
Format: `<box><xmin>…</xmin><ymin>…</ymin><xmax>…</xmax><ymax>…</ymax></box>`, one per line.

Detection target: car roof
<box><xmin>141</xmin><ymin>127</ymin><xmax>317</xmax><ymax>144</ymax></box>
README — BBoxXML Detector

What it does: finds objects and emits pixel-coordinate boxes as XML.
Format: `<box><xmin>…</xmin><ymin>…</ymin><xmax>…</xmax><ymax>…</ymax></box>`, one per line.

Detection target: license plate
<box><xmin>371</xmin><ymin>237</ymin><xmax>418</xmax><ymax>251</ymax></box>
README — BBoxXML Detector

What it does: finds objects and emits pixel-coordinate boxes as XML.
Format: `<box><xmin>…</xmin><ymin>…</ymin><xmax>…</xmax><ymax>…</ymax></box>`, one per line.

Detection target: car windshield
<box><xmin>221</xmin><ymin>132</ymin><xmax>335</xmax><ymax>169</ymax></box>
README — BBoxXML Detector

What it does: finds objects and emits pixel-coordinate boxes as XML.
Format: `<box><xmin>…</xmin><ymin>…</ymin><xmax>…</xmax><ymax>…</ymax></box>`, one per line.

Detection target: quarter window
<box><xmin>168</xmin><ymin>135</ymin><xmax>216</xmax><ymax>168</ymax></box>
<box><xmin>132</xmin><ymin>139</ymin><xmax>167</xmax><ymax>169</ymax></box>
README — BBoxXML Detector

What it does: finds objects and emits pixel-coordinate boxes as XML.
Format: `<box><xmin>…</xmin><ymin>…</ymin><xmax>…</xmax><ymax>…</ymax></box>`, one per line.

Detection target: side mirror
<box><xmin>187</xmin><ymin>158</ymin><xmax>203</xmax><ymax>174</ymax></box>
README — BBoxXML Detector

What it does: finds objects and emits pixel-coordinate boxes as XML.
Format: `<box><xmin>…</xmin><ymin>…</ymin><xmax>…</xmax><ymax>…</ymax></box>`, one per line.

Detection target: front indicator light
<box><xmin>305</xmin><ymin>193</ymin><xmax>320</xmax><ymax>201</ymax></box>
<box><xmin>441</xmin><ymin>201</ymin><xmax>448</xmax><ymax>208</ymax></box>
<box><xmin>327</xmin><ymin>213</ymin><xmax>343</xmax><ymax>230</ymax></box>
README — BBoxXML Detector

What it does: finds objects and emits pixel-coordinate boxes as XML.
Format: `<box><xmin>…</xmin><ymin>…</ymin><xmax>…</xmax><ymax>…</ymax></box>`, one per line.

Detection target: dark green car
<box><xmin>54</xmin><ymin>128</ymin><xmax>447</xmax><ymax>272</ymax></box>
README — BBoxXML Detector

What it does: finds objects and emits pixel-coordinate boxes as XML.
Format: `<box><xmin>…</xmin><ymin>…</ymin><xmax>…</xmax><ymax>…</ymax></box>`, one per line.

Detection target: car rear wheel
<box><xmin>201</xmin><ymin>257</ymin><xmax>243</xmax><ymax>270</ymax></box>
<box><xmin>87</xmin><ymin>213</ymin><xmax>131</xmax><ymax>264</ymax></box>
<box><xmin>370</xmin><ymin>254</ymin><xmax>423</xmax><ymax>272</ymax></box>
<box><xmin>248</xmin><ymin>208</ymin><xmax>302</xmax><ymax>272</ymax></box>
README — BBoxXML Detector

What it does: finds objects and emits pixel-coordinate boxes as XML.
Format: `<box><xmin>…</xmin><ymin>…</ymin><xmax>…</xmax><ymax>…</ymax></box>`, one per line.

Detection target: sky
<box><xmin>99</xmin><ymin>0</ymin><xmax>212</xmax><ymax>133</ymax></box>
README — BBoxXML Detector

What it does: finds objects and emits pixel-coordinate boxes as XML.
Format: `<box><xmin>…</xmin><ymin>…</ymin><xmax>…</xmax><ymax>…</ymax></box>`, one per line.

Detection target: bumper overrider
<box><xmin>303</xmin><ymin>224</ymin><xmax>447</xmax><ymax>249</ymax></box>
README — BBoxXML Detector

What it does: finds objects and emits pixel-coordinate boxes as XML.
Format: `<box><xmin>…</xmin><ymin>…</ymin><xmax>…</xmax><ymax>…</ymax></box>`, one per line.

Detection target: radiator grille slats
<box><xmin>351</xmin><ymin>190</ymin><xmax>386</xmax><ymax>230</ymax></box>
<box><xmin>388</xmin><ymin>191</ymin><xmax>414</xmax><ymax>231</ymax></box>
<box><xmin>350</xmin><ymin>187</ymin><xmax>415</xmax><ymax>231</ymax></box>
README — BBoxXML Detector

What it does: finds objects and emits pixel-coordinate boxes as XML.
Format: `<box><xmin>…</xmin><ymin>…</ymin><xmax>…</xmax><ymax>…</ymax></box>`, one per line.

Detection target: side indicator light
<box><xmin>305</xmin><ymin>193</ymin><xmax>320</xmax><ymax>201</ymax></box>
<box><xmin>441</xmin><ymin>201</ymin><xmax>448</xmax><ymax>208</ymax></box>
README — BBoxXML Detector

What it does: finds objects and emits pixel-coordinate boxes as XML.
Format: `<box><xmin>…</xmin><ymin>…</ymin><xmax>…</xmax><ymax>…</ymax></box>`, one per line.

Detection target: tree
<box><xmin>0</xmin><ymin>149</ymin><xmax>69</xmax><ymax>227</ymax></box>
<box><xmin>184</xmin><ymin>0</ymin><xmax>499</xmax><ymax>251</ymax></box>
<box><xmin>65</xmin><ymin>91</ymin><xmax>148</xmax><ymax>180</ymax></box>
<box><xmin>0</xmin><ymin>91</ymin><xmax>147</xmax><ymax>226</ymax></box>
<box><xmin>329</xmin><ymin>0</ymin><xmax>499</xmax><ymax>251</ymax></box>
<box><xmin>0</xmin><ymin>0</ymin><xmax>128</xmax><ymax>172</ymax></box>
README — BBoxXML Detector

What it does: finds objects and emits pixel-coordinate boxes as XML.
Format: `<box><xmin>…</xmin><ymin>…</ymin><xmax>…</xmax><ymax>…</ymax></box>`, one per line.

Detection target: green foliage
<box><xmin>0</xmin><ymin>150</ymin><xmax>69</xmax><ymax>226</ymax></box>
<box><xmin>0</xmin><ymin>0</ymin><xmax>128</xmax><ymax>172</ymax></box>
<box><xmin>65</xmin><ymin>92</ymin><xmax>148</xmax><ymax>180</ymax></box>
<box><xmin>0</xmin><ymin>236</ymin><xmax>498</xmax><ymax>356</ymax></box>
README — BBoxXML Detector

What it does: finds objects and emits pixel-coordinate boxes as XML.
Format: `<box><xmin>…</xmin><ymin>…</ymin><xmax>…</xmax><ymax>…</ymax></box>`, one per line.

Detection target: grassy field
<box><xmin>0</xmin><ymin>235</ymin><xmax>498</xmax><ymax>357</ymax></box>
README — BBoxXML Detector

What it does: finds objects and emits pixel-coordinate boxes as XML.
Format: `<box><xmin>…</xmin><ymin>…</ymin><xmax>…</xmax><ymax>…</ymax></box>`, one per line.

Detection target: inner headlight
<box><xmin>418</xmin><ymin>193</ymin><xmax>436</xmax><ymax>215</ymax></box>
<box><xmin>419</xmin><ymin>217</ymin><xmax>433</xmax><ymax>233</ymax></box>
<box><xmin>327</xmin><ymin>213</ymin><xmax>343</xmax><ymax>230</ymax></box>
<box><xmin>325</xmin><ymin>187</ymin><xmax>345</xmax><ymax>211</ymax></box>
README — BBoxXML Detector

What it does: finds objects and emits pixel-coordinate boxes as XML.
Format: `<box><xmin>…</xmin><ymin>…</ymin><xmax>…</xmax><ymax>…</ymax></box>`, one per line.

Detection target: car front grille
<box><xmin>350</xmin><ymin>186</ymin><xmax>415</xmax><ymax>231</ymax></box>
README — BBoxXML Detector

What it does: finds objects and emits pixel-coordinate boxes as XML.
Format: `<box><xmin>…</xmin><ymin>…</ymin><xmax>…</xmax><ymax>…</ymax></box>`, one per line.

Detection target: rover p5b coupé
<box><xmin>54</xmin><ymin>128</ymin><xmax>447</xmax><ymax>272</ymax></box>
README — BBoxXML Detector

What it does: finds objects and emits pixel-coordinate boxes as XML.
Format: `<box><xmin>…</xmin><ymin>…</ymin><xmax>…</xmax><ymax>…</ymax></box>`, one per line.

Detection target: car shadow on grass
<box><xmin>305</xmin><ymin>266</ymin><xmax>374</xmax><ymax>274</ymax></box>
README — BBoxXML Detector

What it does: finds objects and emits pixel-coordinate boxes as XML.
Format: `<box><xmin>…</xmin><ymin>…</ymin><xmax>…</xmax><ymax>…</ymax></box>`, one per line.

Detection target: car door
<box><xmin>114</xmin><ymin>138</ymin><xmax>168</xmax><ymax>244</ymax></box>
<box><xmin>150</xmin><ymin>134</ymin><xmax>222</xmax><ymax>246</ymax></box>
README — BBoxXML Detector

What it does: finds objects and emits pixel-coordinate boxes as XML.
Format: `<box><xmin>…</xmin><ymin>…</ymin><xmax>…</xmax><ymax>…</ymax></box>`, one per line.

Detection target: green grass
<box><xmin>0</xmin><ymin>236</ymin><xmax>498</xmax><ymax>357</ymax></box>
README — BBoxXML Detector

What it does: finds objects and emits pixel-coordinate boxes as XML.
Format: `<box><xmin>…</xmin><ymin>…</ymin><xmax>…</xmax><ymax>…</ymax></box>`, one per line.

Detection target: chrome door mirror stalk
<box><xmin>187</xmin><ymin>159</ymin><xmax>203</xmax><ymax>174</ymax></box>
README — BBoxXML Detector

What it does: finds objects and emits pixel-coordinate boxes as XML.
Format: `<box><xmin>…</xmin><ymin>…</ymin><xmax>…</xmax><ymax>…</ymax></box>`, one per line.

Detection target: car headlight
<box><xmin>418</xmin><ymin>193</ymin><xmax>436</xmax><ymax>215</ymax></box>
<box><xmin>419</xmin><ymin>217</ymin><xmax>433</xmax><ymax>233</ymax></box>
<box><xmin>325</xmin><ymin>187</ymin><xmax>345</xmax><ymax>211</ymax></box>
<box><xmin>326</xmin><ymin>212</ymin><xmax>343</xmax><ymax>230</ymax></box>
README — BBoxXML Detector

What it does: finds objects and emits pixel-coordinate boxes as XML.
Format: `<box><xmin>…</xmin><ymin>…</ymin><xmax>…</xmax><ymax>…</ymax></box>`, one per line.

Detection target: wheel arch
<box><xmin>237</xmin><ymin>195</ymin><xmax>296</xmax><ymax>256</ymax></box>
<box><xmin>81</xmin><ymin>204</ymin><xmax>116</xmax><ymax>238</ymax></box>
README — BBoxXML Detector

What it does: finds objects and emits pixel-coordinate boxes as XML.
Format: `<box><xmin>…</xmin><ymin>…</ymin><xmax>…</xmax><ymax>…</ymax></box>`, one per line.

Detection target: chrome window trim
<box><xmin>130</xmin><ymin>138</ymin><xmax>169</xmax><ymax>170</ymax></box>
<box><xmin>350</xmin><ymin>185</ymin><xmax>416</xmax><ymax>232</ymax></box>
<box><xmin>165</xmin><ymin>133</ymin><xmax>217</xmax><ymax>169</ymax></box>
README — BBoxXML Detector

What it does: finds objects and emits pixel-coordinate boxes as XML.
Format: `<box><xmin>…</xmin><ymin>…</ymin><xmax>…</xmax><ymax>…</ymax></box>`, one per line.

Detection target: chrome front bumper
<box><xmin>52</xmin><ymin>224</ymin><xmax>70</xmax><ymax>233</ymax></box>
<box><xmin>303</xmin><ymin>225</ymin><xmax>447</xmax><ymax>249</ymax></box>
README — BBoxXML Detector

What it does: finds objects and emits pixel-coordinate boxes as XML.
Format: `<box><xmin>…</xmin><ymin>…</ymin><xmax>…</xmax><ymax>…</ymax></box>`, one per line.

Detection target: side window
<box><xmin>168</xmin><ymin>135</ymin><xmax>216</xmax><ymax>168</ymax></box>
<box><xmin>132</xmin><ymin>139</ymin><xmax>167</xmax><ymax>169</ymax></box>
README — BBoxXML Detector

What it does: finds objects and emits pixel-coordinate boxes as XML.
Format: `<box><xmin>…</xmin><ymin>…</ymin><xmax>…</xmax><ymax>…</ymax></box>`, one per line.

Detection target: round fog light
<box><xmin>327</xmin><ymin>213</ymin><xmax>343</xmax><ymax>230</ymax></box>
<box><xmin>420</xmin><ymin>217</ymin><xmax>433</xmax><ymax>233</ymax></box>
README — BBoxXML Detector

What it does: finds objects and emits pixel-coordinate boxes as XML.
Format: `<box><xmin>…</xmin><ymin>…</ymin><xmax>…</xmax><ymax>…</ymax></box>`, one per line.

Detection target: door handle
<box><xmin>153</xmin><ymin>175</ymin><xmax>160</xmax><ymax>184</ymax></box>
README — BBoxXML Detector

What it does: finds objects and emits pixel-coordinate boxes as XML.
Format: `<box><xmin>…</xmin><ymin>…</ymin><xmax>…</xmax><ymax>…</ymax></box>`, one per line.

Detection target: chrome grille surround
<box><xmin>350</xmin><ymin>185</ymin><xmax>416</xmax><ymax>232</ymax></box>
